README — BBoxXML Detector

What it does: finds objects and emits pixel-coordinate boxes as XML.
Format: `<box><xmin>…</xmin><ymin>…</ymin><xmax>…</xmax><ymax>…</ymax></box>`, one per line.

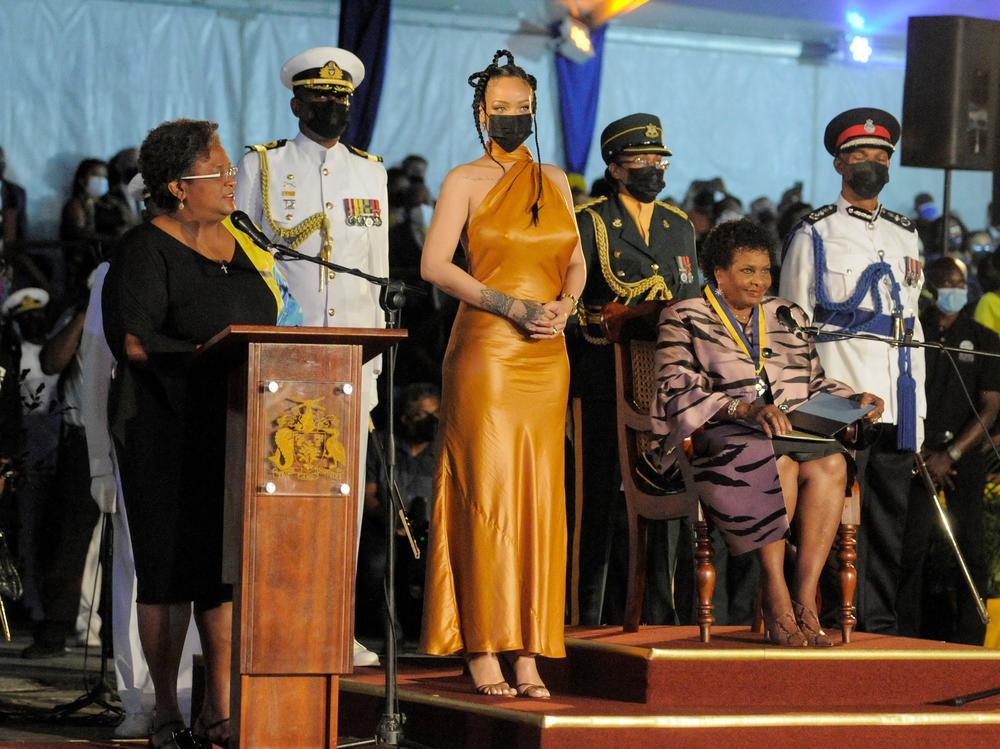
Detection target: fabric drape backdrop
<box><xmin>0</xmin><ymin>0</ymin><xmax>991</xmax><ymax>237</ymax></box>
<box><xmin>555</xmin><ymin>23</ymin><xmax>607</xmax><ymax>178</ymax></box>
<box><xmin>338</xmin><ymin>0</ymin><xmax>391</xmax><ymax>151</ymax></box>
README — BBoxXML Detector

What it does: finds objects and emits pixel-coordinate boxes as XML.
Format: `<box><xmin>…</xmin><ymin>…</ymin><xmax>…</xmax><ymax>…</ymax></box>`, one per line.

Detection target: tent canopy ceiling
<box><xmin>119</xmin><ymin>1</ymin><xmax>1000</xmax><ymax>41</ymax></box>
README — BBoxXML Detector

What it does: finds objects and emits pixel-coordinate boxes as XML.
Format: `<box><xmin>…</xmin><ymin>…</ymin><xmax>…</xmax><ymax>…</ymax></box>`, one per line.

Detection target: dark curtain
<box><xmin>339</xmin><ymin>0</ymin><xmax>391</xmax><ymax>151</ymax></box>
<box><xmin>554</xmin><ymin>24</ymin><xmax>607</xmax><ymax>176</ymax></box>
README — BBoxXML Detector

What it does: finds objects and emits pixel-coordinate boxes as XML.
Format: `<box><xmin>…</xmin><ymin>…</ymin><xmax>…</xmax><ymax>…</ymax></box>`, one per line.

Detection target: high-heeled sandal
<box><xmin>792</xmin><ymin>601</ymin><xmax>834</xmax><ymax>647</ymax></box>
<box><xmin>514</xmin><ymin>683</ymin><xmax>551</xmax><ymax>699</ymax></box>
<box><xmin>464</xmin><ymin>656</ymin><xmax>516</xmax><ymax>697</ymax></box>
<box><xmin>149</xmin><ymin>721</ymin><xmax>211</xmax><ymax>749</ymax></box>
<box><xmin>501</xmin><ymin>653</ymin><xmax>551</xmax><ymax>699</ymax></box>
<box><xmin>763</xmin><ymin>610</ymin><xmax>808</xmax><ymax>647</ymax></box>
<box><xmin>193</xmin><ymin>716</ymin><xmax>231</xmax><ymax>749</ymax></box>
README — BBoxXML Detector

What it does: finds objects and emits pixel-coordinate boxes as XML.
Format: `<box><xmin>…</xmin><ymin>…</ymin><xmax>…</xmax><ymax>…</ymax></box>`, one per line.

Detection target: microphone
<box><xmin>230</xmin><ymin>210</ymin><xmax>277</xmax><ymax>252</ymax></box>
<box><xmin>776</xmin><ymin>305</ymin><xmax>800</xmax><ymax>335</ymax></box>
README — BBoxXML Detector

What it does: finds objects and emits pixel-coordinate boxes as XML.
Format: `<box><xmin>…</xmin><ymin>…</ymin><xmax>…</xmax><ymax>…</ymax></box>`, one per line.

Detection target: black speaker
<box><xmin>902</xmin><ymin>15</ymin><xmax>1000</xmax><ymax>171</ymax></box>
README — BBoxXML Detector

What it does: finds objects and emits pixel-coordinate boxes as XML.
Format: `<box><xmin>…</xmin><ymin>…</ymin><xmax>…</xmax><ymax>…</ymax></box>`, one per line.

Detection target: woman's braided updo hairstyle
<box><xmin>467</xmin><ymin>49</ymin><xmax>543</xmax><ymax>224</ymax></box>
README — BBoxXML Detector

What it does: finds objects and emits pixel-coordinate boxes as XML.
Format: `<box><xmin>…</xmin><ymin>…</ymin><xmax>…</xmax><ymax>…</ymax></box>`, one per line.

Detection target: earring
<box><xmin>178</xmin><ymin>200</ymin><xmax>185</xmax><ymax>211</ymax></box>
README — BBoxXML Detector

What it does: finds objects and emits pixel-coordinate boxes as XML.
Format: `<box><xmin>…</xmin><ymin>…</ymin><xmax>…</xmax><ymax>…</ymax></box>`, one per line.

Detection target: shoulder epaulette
<box><xmin>881</xmin><ymin>208</ymin><xmax>917</xmax><ymax>233</ymax></box>
<box><xmin>802</xmin><ymin>204</ymin><xmax>837</xmax><ymax>224</ymax></box>
<box><xmin>346</xmin><ymin>144</ymin><xmax>383</xmax><ymax>163</ymax></box>
<box><xmin>575</xmin><ymin>195</ymin><xmax>608</xmax><ymax>213</ymax></box>
<box><xmin>655</xmin><ymin>200</ymin><xmax>690</xmax><ymax>221</ymax></box>
<box><xmin>245</xmin><ymin>139</ymin><xmax>287</xmax><ymax>152</ymax></box>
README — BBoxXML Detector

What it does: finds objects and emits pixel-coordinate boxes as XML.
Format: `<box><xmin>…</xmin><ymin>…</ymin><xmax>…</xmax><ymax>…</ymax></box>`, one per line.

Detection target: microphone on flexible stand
<box><xmin>230</xmin><ymin>210</ymin><xmax>279</xmax><ymax>252</ymax></box>
<box><xmin>776</xmin><ymin>305</ymin><xmax>807</xmax><ymax>338</ymax></box>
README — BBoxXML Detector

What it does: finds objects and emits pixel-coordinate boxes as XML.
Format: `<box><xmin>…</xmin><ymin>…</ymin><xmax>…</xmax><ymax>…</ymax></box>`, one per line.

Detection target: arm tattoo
<box><xmin>480</xmin><ymin>288</ymin><xmax>515</xmax><ymax>318</ymax></box>
<box><xmin>511</xmin><ymin>300</ymin><xmax>544</xmax><ymax>326</ymax></box>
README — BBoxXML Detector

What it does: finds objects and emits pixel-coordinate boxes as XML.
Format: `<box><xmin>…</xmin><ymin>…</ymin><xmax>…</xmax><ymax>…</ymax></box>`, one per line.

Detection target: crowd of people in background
<box><xmin>2</xmin><ymin>132</ymin><xmax>1000</xmax><ymax>686</ymax></box>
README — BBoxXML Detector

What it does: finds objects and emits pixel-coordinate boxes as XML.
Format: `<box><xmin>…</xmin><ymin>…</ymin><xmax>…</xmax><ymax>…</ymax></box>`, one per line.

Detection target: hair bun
<box><xmin>491</xmin><ymin>49</ymin><xmax>514</xmax><ymax>67</ymax></box>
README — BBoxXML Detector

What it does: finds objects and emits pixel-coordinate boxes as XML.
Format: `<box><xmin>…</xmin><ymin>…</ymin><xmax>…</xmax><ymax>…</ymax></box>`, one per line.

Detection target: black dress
<box><xmin>103</xmin><ymin>222</ymin><xmax>276</xmax><ymax>606</ymax></box>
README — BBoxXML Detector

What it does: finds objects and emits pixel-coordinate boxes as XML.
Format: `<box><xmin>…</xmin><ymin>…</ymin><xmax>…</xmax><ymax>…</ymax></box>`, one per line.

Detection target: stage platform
<box><xmin>338</xmin><ymin>625</ymin><xmax>1000</xmax><ymax>748</ymax></box>
<box><xmin>3</xmin><ymin>626</ymin><xmax>1000</xmax><ymax>747</ymax></box>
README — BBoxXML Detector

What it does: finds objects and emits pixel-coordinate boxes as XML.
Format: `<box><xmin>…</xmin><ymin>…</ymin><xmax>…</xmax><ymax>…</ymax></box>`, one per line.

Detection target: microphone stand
<box><xmin>788</xmin><ymin>321</ymin><xmax>995</xmax><ymax>625</ymax></box>
<box><xmin>267</xmin><ymin>240</ymin><xmax>430</xmax><ymax>748</ymax></box>
<box><xmin>52</xmin><ymin>513</ymin><xmax>123</xmax><ymax>723</ymax></box>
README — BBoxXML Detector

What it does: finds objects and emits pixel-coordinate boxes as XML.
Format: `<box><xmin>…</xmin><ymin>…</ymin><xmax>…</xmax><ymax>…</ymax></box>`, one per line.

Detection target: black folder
<box><xmin>787</xmin><ymin>392</ymin><xmax>875</xmax><ymax>437</ymax></box>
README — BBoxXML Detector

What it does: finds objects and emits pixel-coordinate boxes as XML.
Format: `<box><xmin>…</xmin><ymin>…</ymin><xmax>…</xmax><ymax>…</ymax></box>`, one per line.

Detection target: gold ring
<box><xmin>551</xmin><ymin>327</ymin><xmax>557</xmax><ymax>335</ymax></box>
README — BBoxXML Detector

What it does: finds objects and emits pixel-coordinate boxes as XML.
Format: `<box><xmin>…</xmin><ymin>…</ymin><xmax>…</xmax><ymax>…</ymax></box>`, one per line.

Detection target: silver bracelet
<box><xmin>726</xmin><ymin>398</ymin><xmax>741</xmax><ymax>419</ymax></box>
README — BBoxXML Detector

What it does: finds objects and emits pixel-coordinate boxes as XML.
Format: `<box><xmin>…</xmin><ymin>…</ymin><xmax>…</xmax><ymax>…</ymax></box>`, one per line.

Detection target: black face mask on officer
<box><xmin>844</xmin><ymin>160</ymin><xmax>889</xmax><ymax>200</ymax></box>
<box><xmin>622</xmin><ymin>166</ymin><xmax>666</xmax><ymax>203</ymax></box>
<box><xmin>300</xmin><ymin>98</ymin><xmax>350</xmax><ymax>140</ymax></box>
<box><xmin>487</xmin><ymin>114</ymin><xmax>532</xmax><ymax>153</ymax></box>
<box><xmin>403</xmin><ymin>413</ymin><xmax>438</xmax><ymax>445</ymax></box>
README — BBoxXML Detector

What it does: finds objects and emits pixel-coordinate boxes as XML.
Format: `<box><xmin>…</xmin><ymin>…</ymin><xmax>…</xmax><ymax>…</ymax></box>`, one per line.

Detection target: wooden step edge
<box><xmin>565</xmin><ymin>637</ymin><xmax>1000</xmax><ymax>661</ymax></box>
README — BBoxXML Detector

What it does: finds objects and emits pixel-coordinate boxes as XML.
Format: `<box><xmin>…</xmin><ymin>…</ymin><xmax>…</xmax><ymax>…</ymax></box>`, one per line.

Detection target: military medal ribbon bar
<box><xmin>344</xmin><ymin>198</ymin><xmax>382</xmax><ymax>227</ymax></box>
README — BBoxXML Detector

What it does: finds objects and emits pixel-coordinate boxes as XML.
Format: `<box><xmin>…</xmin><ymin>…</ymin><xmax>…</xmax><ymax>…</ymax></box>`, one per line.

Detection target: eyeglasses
<box><xmin>180</xmin><ymin>165</ymin><xmax>238</xmax><ymax>181</ymax></box>
<box><xmin>616</xmin><ymin>156</ymin><xmax>670</xmax><ymax>170</ymax></box>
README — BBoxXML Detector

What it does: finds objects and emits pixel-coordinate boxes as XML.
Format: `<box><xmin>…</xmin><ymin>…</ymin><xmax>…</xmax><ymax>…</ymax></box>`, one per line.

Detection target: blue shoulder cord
<box><xmin>811</xmin><ymin>226</ymin><xmax>917</xmax><ymax>451</ymax></box>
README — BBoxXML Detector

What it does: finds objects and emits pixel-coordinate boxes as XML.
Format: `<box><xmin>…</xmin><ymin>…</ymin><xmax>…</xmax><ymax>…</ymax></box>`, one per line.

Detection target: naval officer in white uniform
<box><xmin>235</xmin><ymin>46</ymin><xmax>388</xmax><ymax>667</ymax></box>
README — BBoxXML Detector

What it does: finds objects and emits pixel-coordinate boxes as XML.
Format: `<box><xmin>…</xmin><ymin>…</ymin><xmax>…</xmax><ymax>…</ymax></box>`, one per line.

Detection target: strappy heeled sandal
<box><xmin>501</xmin><ymin>653</ymin><xmax>552</xmax><ymax>699</ymax></box>
<box><xmin>193</xmin><ymin>716</ymin><xmax>231</xmax><ymax>749</ymax></box>
<box><xmin>149</xmin><ymin>721</ymin><xmax>210</xmax><ymax>749</ymax></box>
<box><xmin>464</xmin><ymin>656</ymin><xmax>516</xmax><ymax>697</ymax></box>
<box><xmin>515</xmin><ymin>683</ymin><xmax>551</xmax><ymax>699</ymax></box>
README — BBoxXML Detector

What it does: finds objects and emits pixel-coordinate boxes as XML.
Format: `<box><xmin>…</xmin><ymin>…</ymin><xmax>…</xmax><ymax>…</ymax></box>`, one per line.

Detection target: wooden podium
<box><xmin>201</xmin><ymin>325</ymin><xmax>406</xmax><ymax>748</ymax></box>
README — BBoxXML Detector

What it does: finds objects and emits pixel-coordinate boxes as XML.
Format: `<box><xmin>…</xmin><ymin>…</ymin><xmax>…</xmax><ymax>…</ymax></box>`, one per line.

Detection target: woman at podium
<box><xmin>102</xmin><ymin>118</ymin><xmax>300</xmax><ymax>749</ymax></box>
<box><xmin>652</xmin><ymin>220</ymin><xmax>882</xmax><ymax>647</ymax></box>
<box><xmin>418</xmin><ymin>51</ymin><xmax>585</xmax><ymax>698</ymax></box>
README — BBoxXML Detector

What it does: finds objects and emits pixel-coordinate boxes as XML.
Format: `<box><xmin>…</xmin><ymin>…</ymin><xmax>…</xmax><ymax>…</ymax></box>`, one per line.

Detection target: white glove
<box><xmin>90</xmin><ymin>474</ymin><xmax>118</xmax><ymax>513</ymax></box>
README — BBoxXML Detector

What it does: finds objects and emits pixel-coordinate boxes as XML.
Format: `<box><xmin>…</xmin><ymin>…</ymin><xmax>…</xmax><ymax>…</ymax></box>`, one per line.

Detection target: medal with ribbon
<box><xmin>344</xmin><ymin>198</ymin><xmax>383</xmax><ymax>227</ymax></box>
<box><xmin>704</xmin><ymin>285</ymin><xmax>768</xmax><ymax>396</ymax></box>
<box><xmin>676</xmin><ymin>255</ymin><xmax>694</xmax><ymax>284</ymax></box>
<box><xmin>904</xmin><ymin>256</ymin><xmax>923</xmax><ymax>287</ymax></box>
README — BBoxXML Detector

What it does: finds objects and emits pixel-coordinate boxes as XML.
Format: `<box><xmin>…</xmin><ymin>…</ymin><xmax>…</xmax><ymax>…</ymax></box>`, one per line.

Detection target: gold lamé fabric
<box><xmin>420</xmin><ymin>145</ymin><xmax>578</xmax><ymax>657</ymax></box>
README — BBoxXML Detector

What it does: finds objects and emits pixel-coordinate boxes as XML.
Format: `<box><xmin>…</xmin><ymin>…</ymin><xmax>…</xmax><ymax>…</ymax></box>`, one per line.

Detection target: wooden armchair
<box><xmin>604</xmin><ymin>301</ymin><xmax>715</xmax><ymax>642</ymax></box>
<box><xmin>604</xmin><ymin>300</ymin><xmax>861</xmax><ymax>645</ymax></box>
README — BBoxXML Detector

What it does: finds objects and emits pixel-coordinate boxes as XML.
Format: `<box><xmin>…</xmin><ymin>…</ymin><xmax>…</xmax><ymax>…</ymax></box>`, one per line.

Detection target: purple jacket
<box><xmin>652</xmin><ymin>293</ymin><xmax>854</xmax><ymax>554</ymax></box>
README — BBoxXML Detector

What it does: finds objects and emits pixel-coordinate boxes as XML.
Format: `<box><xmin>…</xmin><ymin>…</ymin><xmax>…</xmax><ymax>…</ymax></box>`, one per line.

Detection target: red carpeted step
<box><xmin>339</xmin><ymin>628</ymin><xmax>1000</xmax><ymax>748</ymax></box>
<box><xmin>339</xmin><ymin>667</ymin><xmax>1000</xmax><ymax>749</ymax></box>
<box><xmin>555</xmin><ymin>625</ymin><xmax>1000</xmax><ymax>708</ymax></box>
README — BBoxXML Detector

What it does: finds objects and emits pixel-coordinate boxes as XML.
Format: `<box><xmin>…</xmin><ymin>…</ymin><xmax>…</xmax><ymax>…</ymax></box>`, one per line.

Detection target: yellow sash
<box><xmin>704</xmin><ymin>285</ymin><xmax>766</xmax><ymax>377</ymax></box>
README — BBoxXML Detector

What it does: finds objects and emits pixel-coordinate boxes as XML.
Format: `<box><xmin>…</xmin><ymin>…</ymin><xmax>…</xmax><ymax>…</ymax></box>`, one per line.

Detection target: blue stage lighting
<box><xmin>849</xmin><ymin>35</ymin><xmax>872</xmax><ymax>63</ymax></box>
<box><xmin>846</xmin><ymin>11</ymin><xmax>866</xmax><ymax>31</ymax></box>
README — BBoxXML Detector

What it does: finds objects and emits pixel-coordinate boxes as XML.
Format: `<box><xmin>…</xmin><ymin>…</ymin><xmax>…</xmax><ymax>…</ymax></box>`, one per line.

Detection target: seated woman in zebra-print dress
<box><xmin>652</xmin><ymin>220</ymin><xmax>884</xmax><ymax>647</ymax></box>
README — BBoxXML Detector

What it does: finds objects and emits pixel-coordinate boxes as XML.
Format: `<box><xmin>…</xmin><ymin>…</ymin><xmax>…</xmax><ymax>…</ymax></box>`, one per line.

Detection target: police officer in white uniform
<box><xmin>780</xmin><ymin>107</ymin><xmax>926</xmax><ymax>635</ymax></box>
<box><xmin>235</xmin><ymin>46</ymin><xmax>388</xmax><ymax>666</ymax></box>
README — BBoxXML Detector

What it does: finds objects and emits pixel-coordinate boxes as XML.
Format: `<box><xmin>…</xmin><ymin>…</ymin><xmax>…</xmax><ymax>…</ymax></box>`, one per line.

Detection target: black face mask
<box><xmin>487</xmin><ymin>114</ymin><xmax>532</xmax><ymax>153</ymax></box>
<box><xmin>15</xmin><ymin>314</ymin><xmax>47</xmax><ymax>344</ymax></box>
<box><xmin>623</xmin><ymin>166</ymin><xmax>666</xmax><ymax>203</ymax></box>
<box><xmin>301</xmin><ymin>99</ymin><xmax>350</xmax><ymax>140</ymax></box>
<box><xmin>404</xmin><ymin>414</ymin><xmax>438</xmax><ymax>444</ymax></box>
<box><xmin>845</xmin><ymin>160</ymin><xmax>889</xmax><ymax>200</ymax></box>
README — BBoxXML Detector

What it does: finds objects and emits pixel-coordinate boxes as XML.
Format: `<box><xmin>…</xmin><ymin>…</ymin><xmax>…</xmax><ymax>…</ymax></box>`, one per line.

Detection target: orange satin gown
<box><xmin>420</xmin><ymin>145</ymin><xmax>578</xmax><ymax>658</ymax></box>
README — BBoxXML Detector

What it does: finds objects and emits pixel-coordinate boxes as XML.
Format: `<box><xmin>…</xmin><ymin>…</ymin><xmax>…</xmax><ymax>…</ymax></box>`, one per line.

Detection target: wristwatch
<box><xmin>946</xmin><ymin>444</ymin><xmax>963</xmax><ymax>462</ymax></box>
